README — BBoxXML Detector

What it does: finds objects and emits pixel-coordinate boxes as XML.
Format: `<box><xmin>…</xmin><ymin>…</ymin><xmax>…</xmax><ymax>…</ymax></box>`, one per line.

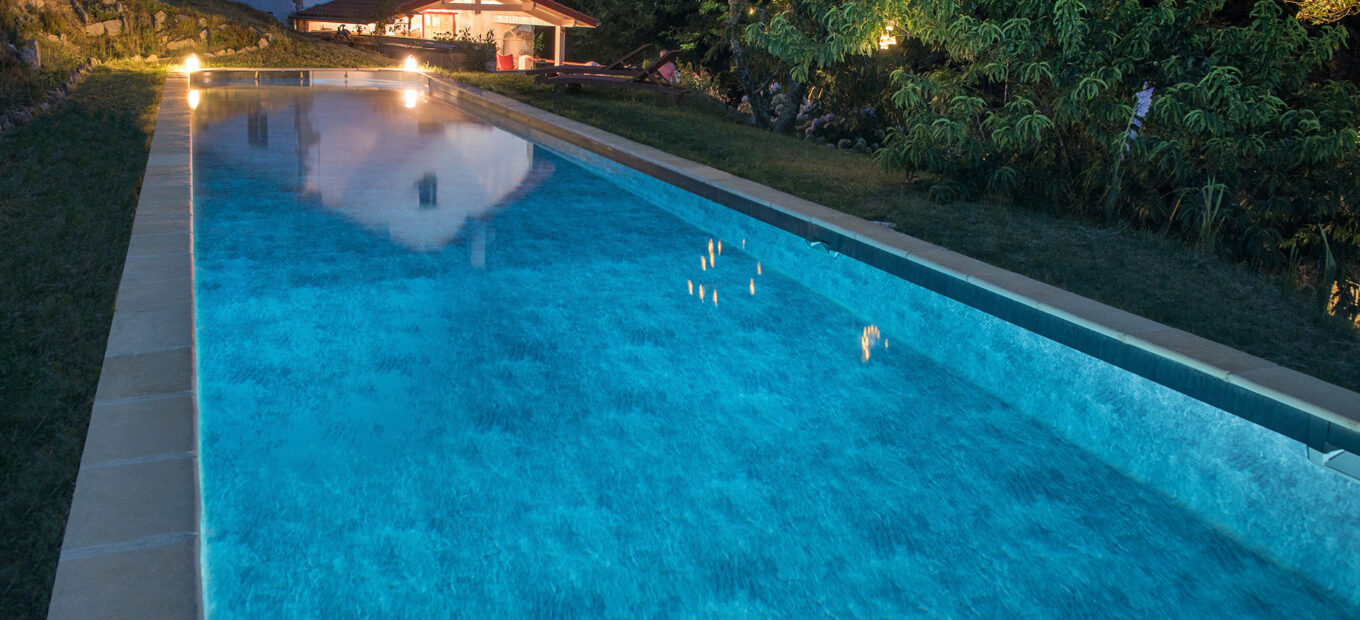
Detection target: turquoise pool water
<box><xmin>194</xmin><ymin>86</ymin><xmax>1360</xmax><ymax>617</ymax></box>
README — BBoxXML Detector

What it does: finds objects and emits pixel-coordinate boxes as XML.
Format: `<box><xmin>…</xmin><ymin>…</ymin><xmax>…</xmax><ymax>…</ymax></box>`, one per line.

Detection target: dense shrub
<box><xmin>750</xmin><ymin>0</ymin><xmax>1360</xmax><ymax>322</ymax></box>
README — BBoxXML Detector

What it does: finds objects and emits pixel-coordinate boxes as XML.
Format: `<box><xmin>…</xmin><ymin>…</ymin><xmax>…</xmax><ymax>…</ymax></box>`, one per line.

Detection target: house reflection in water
<box><xmin>192</xmin><ymin>86</ymin><xmax>551</xmax><ymax>257</ymax></box>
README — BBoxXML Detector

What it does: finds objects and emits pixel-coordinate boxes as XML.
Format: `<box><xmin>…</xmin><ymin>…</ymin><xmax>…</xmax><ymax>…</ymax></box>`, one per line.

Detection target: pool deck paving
<box><xmin>48</xmin><ymin>73</ymin><xmax>199</xmax><ymax>620</ymax></box>
<box><xmin>45</xmin><ymin>68</ymin><xmax>1360</xmax><ymax>618</ymax></box>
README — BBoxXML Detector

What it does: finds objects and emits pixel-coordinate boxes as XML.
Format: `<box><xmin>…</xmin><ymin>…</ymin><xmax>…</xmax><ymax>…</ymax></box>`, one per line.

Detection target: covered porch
<box><xmin>290</xmin><ymin>0</ymin><xmax>598</xmax><ymax>67</ymax></box>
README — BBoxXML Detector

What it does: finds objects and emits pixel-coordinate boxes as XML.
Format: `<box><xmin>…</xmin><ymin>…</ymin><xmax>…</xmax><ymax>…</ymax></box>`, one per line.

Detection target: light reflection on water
<box><xmin>190</xmin><ymin>86</ymin><xmax>1360</xmax><ymax>618</ymax></box>
<box><xmin>192</xmin><ymin>86</ymin><xmax>549</xmax><ymax>254</ymax></box>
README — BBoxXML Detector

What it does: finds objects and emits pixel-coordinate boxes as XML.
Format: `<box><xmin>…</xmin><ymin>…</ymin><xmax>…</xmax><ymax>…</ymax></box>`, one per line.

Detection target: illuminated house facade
<box><xmin>289</xmin><ymin>0</ymin><xmax>598</xmax><ymax>65</ymax></box>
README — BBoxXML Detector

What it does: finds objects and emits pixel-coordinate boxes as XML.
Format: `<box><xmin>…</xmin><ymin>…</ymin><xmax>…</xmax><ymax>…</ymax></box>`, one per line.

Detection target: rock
<box><xmin>103</xmin><ymin>19</ymin><xmax>121</xmax><ymax>35</ymax></box>
<box><xmin>43</xmin><ymin>33</ymin><xmax>61</xmax><ymax>42</ymax></box>
<box><xmin>199</xmin><ymin>29</ymin><xmax>208</xmax><ymax>40</ymax></box>
<box><xmin>176</xmin><ymin>14</ymin><xmax>191</xmax><ymax>23</ymax></box>
<box><xmin>153</xmin><ymin>10</ymin><xmax>166</xmax><ymax>29</ymax></box>
<box><xmin>18</xmin><ymin>40</ymin><xmax>39</xmax><ymax>70</ymax></box>
<box><xmin>22</xmin><ymin>0</ymin><xmax>45</xmax><ymax>8</ymax></box>
<box><xmin>167</xmin><ymin>38</ymin><xmax>194</xmax><ymax>51</ymax></box>
<box><xmin>198</xmin><ymin>17</ymin><xmax>207</xmax><ymax>27</ymax></box>
<box><xmin>146</xmin><ymin>54</ymin><xmax>157</xmax><ymax>61</ymax></box>
<box><xmin>836</xmin><ymin>138</ymin><xmax>852</xmax><ymax>150</ymax></box>
<box><xmin>99</xmin><ymin>0</ymin><xmax>114</xmax><ymax>4</ymax></box>
<box><xmin>257</xmin><ymin>37</ymin><xmax>269</xmax><ymax>49</ymax></box>
<box><xmin>130</xmin><ymin>54</ymin><xmax>141</xmax><ymax>61</ymax></box>
<box><xmin>84</xmin><ymin>21</ymin><xmax>105</xmax><ymax>36</ymax></box>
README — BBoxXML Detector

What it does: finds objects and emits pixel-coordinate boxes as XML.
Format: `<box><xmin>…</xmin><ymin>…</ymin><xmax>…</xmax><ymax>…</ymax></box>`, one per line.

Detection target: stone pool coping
<box><xmin>48</xmin><ymin>73</ymin><xmax>199</xmax><ymax>618</ymax></box>
<box><xmin>48</xmin><ymin>67</ymin><xmax>1360</xmax><ymax>617</ymax></box>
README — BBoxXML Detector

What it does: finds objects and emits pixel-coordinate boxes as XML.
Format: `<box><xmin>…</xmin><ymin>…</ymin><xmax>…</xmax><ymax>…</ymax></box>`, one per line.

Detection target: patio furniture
<box><xmin>524</xmin><ymin>45</ymin><xmax>686</xmax><ymax>99</ymax></box>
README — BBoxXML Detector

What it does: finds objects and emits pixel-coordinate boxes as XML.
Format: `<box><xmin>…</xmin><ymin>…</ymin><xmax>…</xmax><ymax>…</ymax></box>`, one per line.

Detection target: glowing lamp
<box><xmin>404</xmin><ymin>55</ymin><xmax>419</xmax><ymax>71</ymax></box>
<box><xmin>878</xmin><ymin>22</ymin><xmax>898</xmax><ymax>50</ymax></box>
<box><xmin>183</xmin><ymin>54</ymin><xmax>200</xmax><ymax>73</ymax></box>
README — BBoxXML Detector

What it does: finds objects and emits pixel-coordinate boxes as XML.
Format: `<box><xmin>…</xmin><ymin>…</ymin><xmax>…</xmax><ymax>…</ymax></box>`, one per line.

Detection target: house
<box><xmin>289</xmin><ymin>0</ymin><xmax>599</xmax><ymax>66</ymax></box>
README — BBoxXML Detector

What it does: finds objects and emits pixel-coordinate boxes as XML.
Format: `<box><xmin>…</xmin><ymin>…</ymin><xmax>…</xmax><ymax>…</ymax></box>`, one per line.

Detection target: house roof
<box><xmin>293</xmin><ymin>0</ymin><xmax>598</xmax><ymax>28</ymax></box>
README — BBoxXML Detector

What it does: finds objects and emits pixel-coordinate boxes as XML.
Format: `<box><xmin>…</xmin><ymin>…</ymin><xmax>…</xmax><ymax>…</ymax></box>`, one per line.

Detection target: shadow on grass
<box><xmin>0</xmin><ymin>65</ymin><xmax>164</xmax><ymax>619</ymax></box>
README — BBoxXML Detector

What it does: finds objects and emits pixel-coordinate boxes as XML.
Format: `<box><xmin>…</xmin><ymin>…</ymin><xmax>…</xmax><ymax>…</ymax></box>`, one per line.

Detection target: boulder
<box><xmin>84</xmin><ymin>21</ymin><xmax>105</xmax><ymax>36</ymax></box>
<box><xmin>199</xmin><ymin>29</ymin><xmax>207</xmax><ymax>40</ymax></box>
<box><xmin>153</xmin><ymin>10</ymin><xmax>167</xmax><ymax>29</ymax></box>
<box><xmin>257</xmin><ymin>37</ymin><xmax>269</xmax><ymax>49</ymax></box>
<box><xmin>146</xmin><ymin>54</ymin><xmax>157</xmax><ymax>61</ymax></box>
<box><xmin>197</xmin><ymin>17</ymin><xmax>207</xmax><ymax>27</ymax></box>
<box><xmin>167</xmin><ymin>38</ymin><xmax>194</xmax><ymax>51</ymax></box>
<box><xmin>18</xmin><ymin>39</ymin><xmax>39</xmax><ymax>70</ymax></box>
<box><xmin>103</xmin><ymin>19</ymin><xmax>121</xmax><ymax>35</ymax></box>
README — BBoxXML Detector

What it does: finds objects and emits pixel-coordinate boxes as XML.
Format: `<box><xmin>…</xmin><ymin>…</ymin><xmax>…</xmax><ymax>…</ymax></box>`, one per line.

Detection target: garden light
<box><xmin>405</xmin><ymin>55</ymin><xmax>419</xmax><ymax>71</ymax></box>
<box><xmin>183</xmin><ymin>54</ymin><xmax>200</xmax><ymax>72</ymax></box>
<box><xmin>878</xmin><ymin>23</ymin><xmax>897</xmax><ymax>50</ymax></box>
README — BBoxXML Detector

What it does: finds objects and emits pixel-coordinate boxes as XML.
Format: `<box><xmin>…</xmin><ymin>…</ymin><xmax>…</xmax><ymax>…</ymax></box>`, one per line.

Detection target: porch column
<box><xmin>553</xmin><ymin>25</ymin><xmax>564</xmax><ymax>66</ymax></box>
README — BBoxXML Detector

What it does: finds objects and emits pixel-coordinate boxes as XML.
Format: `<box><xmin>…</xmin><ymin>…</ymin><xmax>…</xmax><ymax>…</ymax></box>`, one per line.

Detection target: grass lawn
<box><xmin>0</xmin><ymin>63</ymin><xmax>163</xmax><ymax>618</ymax></box>
<box><xmin>449</xmin><ymin>72</ymin><xmax>1360</xmax><ymax>392</ymax></box>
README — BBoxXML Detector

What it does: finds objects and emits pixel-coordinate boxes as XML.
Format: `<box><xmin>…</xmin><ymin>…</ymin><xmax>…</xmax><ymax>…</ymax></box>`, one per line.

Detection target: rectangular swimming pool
<box><xmin>191</xmin><ymin>82</ymin><xmax>1360</xmax><ymax>617</ymax></box>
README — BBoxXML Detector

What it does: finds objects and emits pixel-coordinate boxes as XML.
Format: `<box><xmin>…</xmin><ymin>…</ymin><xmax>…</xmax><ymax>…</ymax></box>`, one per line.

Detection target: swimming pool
<box><xmin>191</xmin><ymin>82</ymin><xmax>1360</xmax><ymax>617</ymax></box>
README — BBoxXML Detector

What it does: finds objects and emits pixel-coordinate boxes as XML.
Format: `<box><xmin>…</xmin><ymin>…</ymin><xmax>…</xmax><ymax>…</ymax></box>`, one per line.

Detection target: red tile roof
<box><xmin>293</xmin><ymin>0</ymin><xmax>598</xmax><ymax>28</ymax></box>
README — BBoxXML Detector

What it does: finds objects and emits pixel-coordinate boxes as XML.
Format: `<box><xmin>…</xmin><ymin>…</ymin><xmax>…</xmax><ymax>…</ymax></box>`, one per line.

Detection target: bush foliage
<box><xmin>745</xmin><ymin>0</ymin><xmax>1359</xmax><ymax>323</ymax></box>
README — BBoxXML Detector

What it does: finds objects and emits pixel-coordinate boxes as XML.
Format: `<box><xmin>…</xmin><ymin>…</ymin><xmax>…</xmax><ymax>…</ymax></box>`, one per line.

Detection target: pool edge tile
<box><xmin>48</xmin><ymin>71</ymin><xmax>201</xmax><ymax>620</ymax></box>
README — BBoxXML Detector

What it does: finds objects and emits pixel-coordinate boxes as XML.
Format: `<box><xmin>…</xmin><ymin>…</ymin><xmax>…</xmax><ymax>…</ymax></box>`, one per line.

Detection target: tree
<box><xmin>1282</xmin><ymin>0</ymin><xmax>1360</xmax><ymax>23</ymax></box>
<box><xmin>753</xmin><ymin>0</ymin><xmax>1360</xmax><ymax>317</ymax></box>
<box><xmin>730</xmin><ymin>0</ymin><xmax>884</xmax><ymax>132</ymax></box>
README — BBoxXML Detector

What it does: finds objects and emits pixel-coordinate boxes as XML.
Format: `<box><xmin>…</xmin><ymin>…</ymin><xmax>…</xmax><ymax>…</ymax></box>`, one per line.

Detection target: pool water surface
<box><xmin>193</xmin><ymin>86</ymin><xmax>1358</xmax><ymax>617</ymax></box>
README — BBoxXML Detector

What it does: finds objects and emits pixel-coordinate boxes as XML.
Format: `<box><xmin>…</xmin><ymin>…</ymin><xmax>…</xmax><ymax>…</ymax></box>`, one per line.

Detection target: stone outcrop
<box><xmin>84</xmin><ymin>19</ymin><xmax>122</xmax><ymax>36</ymax></box>
<box><xmin>18</xmin><ymin>39</ymin><xmax>40</xmax><ymax>69</ymax></box>
<box><xmin>0</xmin><ymin>58</ymin><xmax>99</xmax><ymax>136</ymax></box>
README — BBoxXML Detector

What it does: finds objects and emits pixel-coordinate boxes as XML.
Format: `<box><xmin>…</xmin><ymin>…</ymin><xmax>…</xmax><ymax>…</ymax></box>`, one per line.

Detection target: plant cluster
<box><xmin>743</xmin><ymin>0</ymin><xmax>1360</xmax><ymax>325</ymax></box>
